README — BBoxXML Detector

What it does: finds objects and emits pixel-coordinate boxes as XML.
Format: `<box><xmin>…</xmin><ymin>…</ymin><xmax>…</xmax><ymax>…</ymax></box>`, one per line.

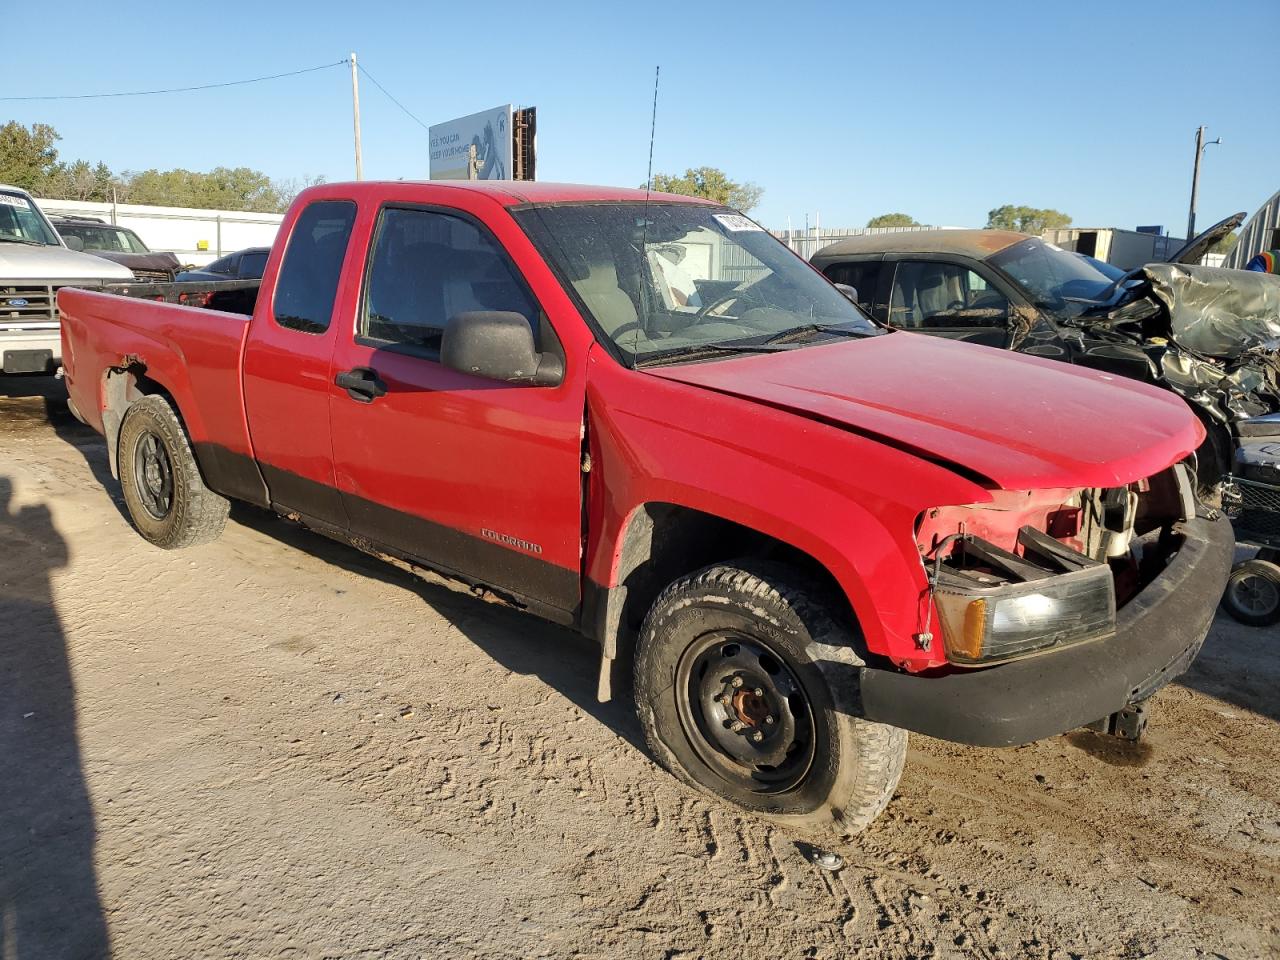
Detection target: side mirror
<box><xmin>441</xmin><ymin>311</ymin><xmax>563</xmax><ymax>386</ymax></box>
<box><xmin>63</xmin><ymin>235</ymin><xmax>84</xmax><ymax>251</ymax></box>
<box><xmin>834</xmin><ymin>282</ymin><xmax>858</xmax><ymax>304</ymax></box>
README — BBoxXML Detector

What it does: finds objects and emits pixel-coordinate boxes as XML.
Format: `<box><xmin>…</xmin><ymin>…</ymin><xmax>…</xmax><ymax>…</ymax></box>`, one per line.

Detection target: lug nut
<box><xmin>764</xmin><ymin>715</ymin><xmax>775</xmax><ymax>725</ymax></box>
<box><xmin>730</xmin><ymin>676</ymin><xmax>744</xmax><ymax>688</ymax></box>
<box><xmin>753</xmin><ymin>687</ymin><xmax>764</xmax><ymax>697</ymax></box>
<box><xmin>751</xmin><ymin>731</ymin><xmax>764</xmax><ymax>743</ymax></box>
<box><xmin>729</xmin><ymin>720</ymin><xmax>746</xmax><ymax>732</ymax></box>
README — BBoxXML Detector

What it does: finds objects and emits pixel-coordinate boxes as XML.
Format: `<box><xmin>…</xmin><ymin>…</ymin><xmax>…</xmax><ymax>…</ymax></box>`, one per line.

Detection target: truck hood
<box><xmin>649</xmin><ymin>332</ymin><xmax>1202</xmax><ymax>490</ymax></box>
<box><xmin>0</xmin><ymin>242</ymin><xmax>135</xmax><ymax>280</ymax></box>
<box><xmin>89</xmin><ymin>250</ymin><xmax>181</xmax><ymax>275</ymax></box>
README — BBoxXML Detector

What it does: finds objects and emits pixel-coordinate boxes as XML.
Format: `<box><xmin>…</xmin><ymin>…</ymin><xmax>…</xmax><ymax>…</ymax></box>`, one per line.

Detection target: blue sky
<box><xmin>5</xmin><ymin>0</ymin><xmax>1277</xmax><ymax>235</ymax></box>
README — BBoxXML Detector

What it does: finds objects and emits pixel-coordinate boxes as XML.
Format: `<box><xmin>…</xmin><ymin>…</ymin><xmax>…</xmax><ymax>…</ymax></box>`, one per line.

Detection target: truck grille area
<box><xmin>0</xmin><ymin>281</ymin><xmax>103</xmax><ymax>334</ymax></box>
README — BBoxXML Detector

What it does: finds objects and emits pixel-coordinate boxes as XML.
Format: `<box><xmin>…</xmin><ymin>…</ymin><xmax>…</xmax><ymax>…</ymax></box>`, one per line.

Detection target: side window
<box><xmin>823</xmin><ymin>262</ymin><xmax>880</xmax><ymax>312</ymax></box>
<box><xmin>273</xmin><ymin>200</ymin><xmax>357</xmax><ymax>334</ymax></box>
<box><xmin>888</xmin><ymin>262</ymin><xmax>1010</xmax><ymax>329</ymax></box>
<box><xmin>207</xmin><ymin>256</ymin><xmax>234</xmax><ymax>276</ymax></box>
<box><xmin>360</xmin><ymin>206</ymin><xmax>541</xmax><ymax>357</ymax></box>
<box><xmin>238</xmin><ymin>251</ymin><xmax>268</xmax><ymax>278</ymax></box>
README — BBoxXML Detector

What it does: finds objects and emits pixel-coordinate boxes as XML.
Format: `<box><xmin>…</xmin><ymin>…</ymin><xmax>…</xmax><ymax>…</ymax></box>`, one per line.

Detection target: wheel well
<box><xmin>594</xmin><ymin>502</ymin><xmax>855</xmax><ymax>699</ymax></box>
<box><xmin>102</xmin><ymin>366</ymin><xmax>180</xmax><ymax>478</ymax></box>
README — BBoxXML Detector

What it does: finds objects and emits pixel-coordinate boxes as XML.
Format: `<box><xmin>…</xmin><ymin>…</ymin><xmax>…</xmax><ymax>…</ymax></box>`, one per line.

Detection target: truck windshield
<box><xmin>987</xmin><ymin>237</ymin><xmax>1116</xmax><ymax>317</ymax></box>
<box><xmin>514</xmin><ymin>202</ymin><xmax>877</xmax><ymax>363</ymax></box>
<box><xmin>0</xmin><ymin>192</ymin><xmax>59</xmax><ymax>246</ymax></box>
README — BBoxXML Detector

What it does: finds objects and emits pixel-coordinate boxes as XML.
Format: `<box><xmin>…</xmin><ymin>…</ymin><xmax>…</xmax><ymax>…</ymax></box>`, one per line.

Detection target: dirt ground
<box><xmin>0</xmin><ymin>375</ymin><xmax>1277</xmax><ymax>960</ymax></box>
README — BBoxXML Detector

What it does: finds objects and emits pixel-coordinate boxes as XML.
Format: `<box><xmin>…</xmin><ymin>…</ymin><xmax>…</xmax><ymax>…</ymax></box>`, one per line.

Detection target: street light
<box><xmin>1186</xmin><ymin>125</ymin><xmax>1222</xmax><ymax>242</ymax></box>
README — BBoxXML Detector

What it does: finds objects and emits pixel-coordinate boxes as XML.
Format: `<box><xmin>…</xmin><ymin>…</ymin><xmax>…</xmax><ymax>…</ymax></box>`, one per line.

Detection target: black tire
<box><xmin>1221</xmin><ymin>559</ymin><xmax>1280</xmax><ymax>627</ymax></box>
<box><xmin>634</xmin><ymin>561</ymin><xmax>907</xmax><ymax>841</ymax></box>
<box><xmin>118</xmin><ymin>395</ymin><xmax>229</xmax><ymax>549</ymax></box>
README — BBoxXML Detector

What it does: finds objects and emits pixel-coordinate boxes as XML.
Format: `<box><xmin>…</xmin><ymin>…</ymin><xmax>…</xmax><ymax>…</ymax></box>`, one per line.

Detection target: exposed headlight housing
<box><xmin>931</xmin><ymin>527</ymin><xmax>1116</xmax><ymax>665</ymax></box>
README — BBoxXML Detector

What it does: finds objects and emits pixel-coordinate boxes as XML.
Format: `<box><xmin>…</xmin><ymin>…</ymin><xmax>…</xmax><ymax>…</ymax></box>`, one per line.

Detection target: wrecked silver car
<box><xmin>811</xmin><ymin>214</ymin><xmax>1279</xmax><ymax>484</ymax></box>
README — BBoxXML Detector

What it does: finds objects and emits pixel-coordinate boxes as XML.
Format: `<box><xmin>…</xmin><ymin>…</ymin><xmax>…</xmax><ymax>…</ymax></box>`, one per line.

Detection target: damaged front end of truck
<box><xmin>1050</xmin><ymin>264</ymin><xmax>1280</xmax><ymax>480</ymax></box>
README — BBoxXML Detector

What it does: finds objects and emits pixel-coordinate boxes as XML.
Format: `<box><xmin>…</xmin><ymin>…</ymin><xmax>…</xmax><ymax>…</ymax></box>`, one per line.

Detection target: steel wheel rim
<box><xmin>674</xmin><ymin>631</ymin><xmax>817</xmax><ymax>795</ymax></box>
<box><xmin>133</xmin><ymin>430</ymin><xmax>174</xmax><ymax>520</ymax></box>
<box><xmin>1231</xmin><ymin>572</ymin><xmax>1280</xmax><ymax>615</ymax></box>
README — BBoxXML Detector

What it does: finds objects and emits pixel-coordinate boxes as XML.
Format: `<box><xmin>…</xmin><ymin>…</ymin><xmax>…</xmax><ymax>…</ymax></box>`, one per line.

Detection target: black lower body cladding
<box><xmin>856</xmin><ymin>514</ymin><xmax>1234</xmax><ymax>747</ymax></box>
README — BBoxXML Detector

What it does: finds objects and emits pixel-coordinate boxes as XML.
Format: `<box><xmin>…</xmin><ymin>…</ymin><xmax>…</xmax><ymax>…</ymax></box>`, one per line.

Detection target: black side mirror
<box><xmin>63</xmin><ymin>235</ymin><xmax>85</xmax><ymax>251</ymax></box>
<box><xmin>834</xmin><ymin>282</ymin><xmax>859</xmax><ymax>304</ymax></box>
<box><xmin>441</xmin><ymin>311</ymin><xmax>563</xmax><ymax>386</ymax></box>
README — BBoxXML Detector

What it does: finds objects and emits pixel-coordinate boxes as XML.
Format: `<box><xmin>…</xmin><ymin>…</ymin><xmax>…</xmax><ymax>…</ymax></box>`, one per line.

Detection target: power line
<box><xmin>356</xmin><ymin>63</ymin><xmax>431</xmax><ymax>135</ymax></box>
<box><xmin>0</xmin><ymin>59</ymin><xmax>349</xmax><ymax>102</ymax></box>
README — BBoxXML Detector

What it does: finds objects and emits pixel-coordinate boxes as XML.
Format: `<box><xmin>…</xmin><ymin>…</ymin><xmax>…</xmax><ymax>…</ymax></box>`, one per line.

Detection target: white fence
<box><xmin>773</xmin><ymin>225</ymin><xmax>954</xmax><ymax>260</ymax></box>
<box><xmin>33</xmin><ymin>196</ymin><xmax>284</xmax><ymax>267</ymax></box>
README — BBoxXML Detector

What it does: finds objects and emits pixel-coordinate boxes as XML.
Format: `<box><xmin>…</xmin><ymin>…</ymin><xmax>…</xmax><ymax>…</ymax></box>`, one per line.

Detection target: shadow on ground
<box><xmin>0</xmin><ymin>475</ymin><xmax>110</xmax><ymax>958</ymax></box>
<box><xmin>1179</xmin><ymin>614</ymin><xmax>1280</xmax><ymax>725</ymax></box>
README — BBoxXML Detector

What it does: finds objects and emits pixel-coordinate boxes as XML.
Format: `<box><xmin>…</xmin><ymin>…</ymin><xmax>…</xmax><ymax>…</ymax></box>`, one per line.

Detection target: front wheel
<box><xmin>118</xmin><ymin>395</ymin><xmax>229</xmax><ymax>549</ymax></box>
<box><xmin>634</xmin><ymin>562</ymin><xmax>906</xmax><ymax>841</ymax></box>
<box><xmin>1221</xmin><ymin>558</ymin><xmax>1280</xmax><ymax>627</ymax></box>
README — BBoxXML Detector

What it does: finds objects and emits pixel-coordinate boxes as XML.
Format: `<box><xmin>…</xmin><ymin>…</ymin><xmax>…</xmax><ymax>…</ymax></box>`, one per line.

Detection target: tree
<box><xmin>648</xmin><ymin>166</ymin><xmax>763</xmax><ymax>212</ymax></box>
<box><xmin>6</xmin><ymin>120</ymin><xmax>319</xmax><ymax>213</ymax></box>
<box><xmin>986</xmin><ymin>204</ymin><xmax>1072</xmax><ymax>234</ymax></box>
<box><xmin>275</xmin><ymin>174</ymin><xmax>328</xmax><ymax>209</ymax></box>
<box><xmin>0</xmin><ymin>121</ymin><xmax>62</xmax><ymax>192</ymax></box>
<box><xmin>866</xmin><ymin>213</ymin><xmax>920</xmax><ymax>228</ymax></box>
<box><xmin>1210</xmin><ymin>231</ymin><xmax>1238</xmax><ymax>255</ymax></box>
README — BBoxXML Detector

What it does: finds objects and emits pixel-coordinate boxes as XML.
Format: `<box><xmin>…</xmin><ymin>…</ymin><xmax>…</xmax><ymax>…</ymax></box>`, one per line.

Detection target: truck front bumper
<box><xmin>858</xmin><ymin>513</ymin><xmax>1234</xmax><ymax>747</ymax></box>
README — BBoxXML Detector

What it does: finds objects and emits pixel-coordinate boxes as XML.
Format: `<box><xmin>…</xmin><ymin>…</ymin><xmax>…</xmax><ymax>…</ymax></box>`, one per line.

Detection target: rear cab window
<box><xmin>272</xmin><ymin>201</ymin><xmax>357</xmax><ymax>334</ymax></box>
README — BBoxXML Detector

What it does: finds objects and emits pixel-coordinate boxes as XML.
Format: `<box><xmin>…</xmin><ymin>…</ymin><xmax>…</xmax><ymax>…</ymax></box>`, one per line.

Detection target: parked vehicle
<box><xmin>174</xmin><ymin>246</ymin><xmax>269</xmax><ymax>282</ymax></box>
<box><xmin>50</xmin><ymin>216</ymin><xmax>181</xmax><ymax>281</ymax></box>
<box><xmin>1221</xmin><ymin>414</ymin><xmax>1280</xmax><ymax>626</ymax></box>
<box><xmin>59</xmin><ymin>181</ymin><xmax>1232</xmax><ymax>840</ymax></box>
<box><xmin>0</xmin><ymin>184</ymin><xmax>134</xmax><ymax>374</ymax></box>
<box><xmin>811</xmin><ymin>214</ymin><xmax>1278</xmax><ymax>485</ymax></box>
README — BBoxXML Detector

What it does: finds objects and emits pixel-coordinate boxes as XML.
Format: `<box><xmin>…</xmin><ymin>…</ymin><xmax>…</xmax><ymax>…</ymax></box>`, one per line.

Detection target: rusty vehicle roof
<box><xmin>811</xmin><ymin>229</ymin><xmax>1030</xmax><ymax>263</ymax></box>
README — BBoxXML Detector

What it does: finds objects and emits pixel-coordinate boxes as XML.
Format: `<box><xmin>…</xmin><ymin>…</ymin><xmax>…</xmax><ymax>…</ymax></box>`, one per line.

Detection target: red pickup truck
<box><xmin>58</xmin><ymin>181</ymin><xmax>1233</xmax><ymax>840</ymax></box>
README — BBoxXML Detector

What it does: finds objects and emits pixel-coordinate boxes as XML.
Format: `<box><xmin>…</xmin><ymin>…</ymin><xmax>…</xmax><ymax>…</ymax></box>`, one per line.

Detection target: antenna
<box><xmin>645</xmin><ymin>66</ymin><xmax>660</xmax><ymax>193</ymax></box>
<box><xmin>634</xmin><ymin>65</ymin><xmax>661</xmax><ymax>367</ymax></box>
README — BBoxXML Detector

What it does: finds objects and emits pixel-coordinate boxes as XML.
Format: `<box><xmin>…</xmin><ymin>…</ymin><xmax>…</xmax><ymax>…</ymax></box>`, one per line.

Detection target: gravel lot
<box><xmin>1</xmin><ymin>375</ymin><xmax>1277</xmax><ymax>960</ymax></box>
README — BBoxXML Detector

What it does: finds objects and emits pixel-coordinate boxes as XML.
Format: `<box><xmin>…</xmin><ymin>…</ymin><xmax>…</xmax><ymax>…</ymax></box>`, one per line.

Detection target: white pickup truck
<box><xmin>1</xmin><ymin>184</ymin><xmax>134</xmax><ymax>374</ymax></box>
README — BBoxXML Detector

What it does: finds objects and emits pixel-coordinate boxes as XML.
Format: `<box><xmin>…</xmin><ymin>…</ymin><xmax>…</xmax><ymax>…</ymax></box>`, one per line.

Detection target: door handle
<box><xmin>335</xmin><ymin>367</ymin><xmax>387</xmax><ymax>403</ymax></box>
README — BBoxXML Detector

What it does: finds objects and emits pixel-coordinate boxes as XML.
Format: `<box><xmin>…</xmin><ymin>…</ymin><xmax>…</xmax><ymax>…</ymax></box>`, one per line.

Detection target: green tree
<box><xmin>648</xmin><ymin>166</ymin><xmax>763</xmax><ymax>212</ymax></box>
<box><xmin>0</xmin><ymin>121</ymin><xmax>62</xmax><ymax>192</ymax></box>
<box><xmin>866</xmin><ymin>212</ymin><xmax>920</xmax><ymax>228</ymax></box>
<box><xmin>123</xmin><ymin>167</ymin><xmax>284</xmax><ymax>213</ymax></box>
<box><xmin>1210</xmin><ymin>231</ymin><xmax>1239</xmax><ymax>255</ymax></box>
<box><xmin>986</xmin><ymin>204</ymin><xmax>1072</xmax><ymax>234</ymax></box>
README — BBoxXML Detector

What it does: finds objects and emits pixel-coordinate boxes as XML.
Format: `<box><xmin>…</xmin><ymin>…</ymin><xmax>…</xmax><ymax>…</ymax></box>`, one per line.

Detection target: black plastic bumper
<box><xmin>858</xmin><ymin>513</ymin><xmax>1235</xmax><ymax>747</ymax></box>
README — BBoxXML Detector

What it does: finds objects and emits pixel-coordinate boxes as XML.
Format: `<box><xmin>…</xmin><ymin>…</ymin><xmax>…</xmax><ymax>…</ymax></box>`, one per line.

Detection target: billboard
<box><xmin>430</xmin><ymin>105</ymin><xmax>513</xmax><ymax>181</ymax></box>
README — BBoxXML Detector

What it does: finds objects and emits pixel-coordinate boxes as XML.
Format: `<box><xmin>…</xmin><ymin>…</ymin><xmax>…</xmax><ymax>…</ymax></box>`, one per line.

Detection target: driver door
<box><xmin>327</xmin><ymin>201</ymin><xmax>586</xmax><ymax>616</ymax></box>
<box><xmin>886</xmin><ymin>259</ymin><xmax>1013</xmax><ymax>347</ymax></box>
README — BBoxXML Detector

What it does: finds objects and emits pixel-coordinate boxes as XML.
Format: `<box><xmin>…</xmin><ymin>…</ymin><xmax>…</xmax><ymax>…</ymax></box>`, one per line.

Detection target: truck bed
<box><xmin>105</xmin><ymin>279</ymin><xmax>261</xmax><ymax>317</ymax></box>
<box><xmin>57</xmin><ymin>285</ymin><xmax>258</xmax><ymax>491</ymax></box>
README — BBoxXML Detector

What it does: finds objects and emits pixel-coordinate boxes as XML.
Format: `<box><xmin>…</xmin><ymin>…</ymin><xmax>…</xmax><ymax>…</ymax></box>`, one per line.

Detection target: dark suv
<box><xmin>50</xmin><ymin>216</ymin><xmax>180</xmax><ymax>281</ymax></box>
<box><xmin>174</xmin><ymin>246</ymin><xmax>270</xmax><ymax>282</ymax></box>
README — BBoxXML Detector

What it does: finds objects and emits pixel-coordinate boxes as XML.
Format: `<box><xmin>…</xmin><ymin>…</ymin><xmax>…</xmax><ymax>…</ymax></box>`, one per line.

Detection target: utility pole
<box><xmin>350</xmin><ymin>52</ymin><xmax>363</xmax><ymax>180</ymax></box>
<box><xmin>1186</xmin><ymin>125</ymin><xmax>1221</xmax><ymax>242</ymax></box>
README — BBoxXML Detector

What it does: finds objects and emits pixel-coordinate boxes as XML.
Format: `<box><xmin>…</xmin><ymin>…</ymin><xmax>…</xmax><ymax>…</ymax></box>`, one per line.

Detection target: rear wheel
<box><xmin>634</xmin><ymin>562</ymin><xmax>907</xmax><ymax>841</ymax></box>
<box><xmin>118</xmin><ymin>395</ymin><xmax>228</xmax><ymax>549</ymax></box>
<box><xmin>1221</xmin><ymin>559</ymin><xmax>1280</xmax><ymax>627</ymax></box>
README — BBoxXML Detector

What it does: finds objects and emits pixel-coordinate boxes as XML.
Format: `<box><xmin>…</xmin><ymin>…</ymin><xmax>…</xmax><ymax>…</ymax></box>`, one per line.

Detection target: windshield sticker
<box><xmin>0</xmin><ymin>194</ymin><xmax>32</xmax><ymax>209</ymax></box>
<box><xmin>713</xmin><ymin>213</ymin><xmax>763</xmax><ymax>232</ymax></box>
